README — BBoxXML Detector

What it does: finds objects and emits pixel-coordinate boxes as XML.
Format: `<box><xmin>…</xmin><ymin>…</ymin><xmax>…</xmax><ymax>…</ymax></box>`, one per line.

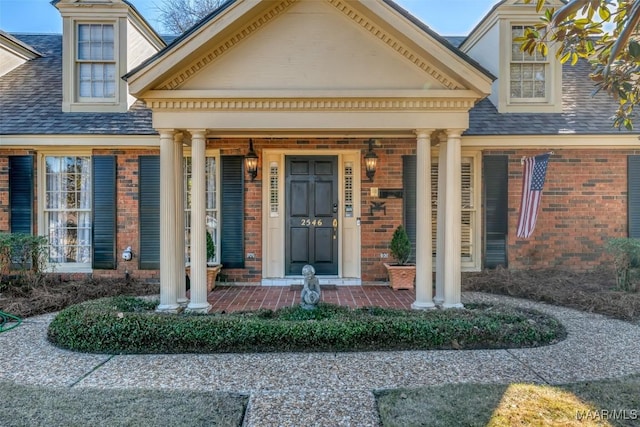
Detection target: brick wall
<box><xmin>487</xmin><ymin>149</ymin><xmax>635</xmax><ymax>271</ymax></box>
<box><xmin>2</xmin><ymin>144</ymin><xmax>635</xmax><ymax>283</ymax></box>
<box><xmin>94</xmin><ymin>149</ymin><xmax>159</xmax><ymax>281</ymax></box>
<box><xmin>211</xmin><ymin>137</ymin><xmax>415</xmax><ymax>282</ymax></box>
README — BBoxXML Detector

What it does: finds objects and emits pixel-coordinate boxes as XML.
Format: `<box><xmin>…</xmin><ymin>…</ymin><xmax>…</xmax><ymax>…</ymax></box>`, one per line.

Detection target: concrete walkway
<box><xmin>2</xmin><ymin>292</ymin><xmax>640</xmax><ymax>426</ymax></box>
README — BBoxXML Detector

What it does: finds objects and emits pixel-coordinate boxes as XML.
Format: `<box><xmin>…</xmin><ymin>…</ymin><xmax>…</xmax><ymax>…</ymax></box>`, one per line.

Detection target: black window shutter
<box><xmin>221</xmin><ymin>156</ymin><xmax>245</xmax><ymax>268</ymax></box>
<box><xmin>483</xmin><ymin>155</ymin><xmax>509</xmax><ymax>268</ymax></box>
<box><xmin>92</xmin><ymin>156</ymin><xmax>117</xmax><ymax>269</ymax></box>
<box><xmin>629</xmin><ymin>156</ymin><xmax>640</xmax><ymax>238</ymax></box>
<box><xmin>403</xmin><ymin>155</ymin><xmax>417</xmax><ymax>263</ymax></box>
<box><xmin>138</xmin><ymin>156</ymin><xmax>160</xmax><ymax>269</ymax></box>
<box><xmin>9</xmin><ymin>156</ymin><xmax>34</xmax><ymax>235</ymax></box>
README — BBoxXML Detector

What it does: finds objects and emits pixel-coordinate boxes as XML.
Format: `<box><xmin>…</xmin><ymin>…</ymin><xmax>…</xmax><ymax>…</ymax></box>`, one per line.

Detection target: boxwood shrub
<box><xmin>47</xmin><ymin>296</ymin><xmax>566</xmax><ymax>354</ymax></box>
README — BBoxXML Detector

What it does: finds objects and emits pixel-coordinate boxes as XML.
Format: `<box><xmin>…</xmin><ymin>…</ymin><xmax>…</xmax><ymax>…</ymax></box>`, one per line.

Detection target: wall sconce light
<box><xmin>364</xmin><ymin>139</ymin><xmax>378</xmax><ymax>182</ymax></box>
<box><xmin>245</xmin><ymin>139</ymin><xmax>259</xmax><ymax>181</ymax></box>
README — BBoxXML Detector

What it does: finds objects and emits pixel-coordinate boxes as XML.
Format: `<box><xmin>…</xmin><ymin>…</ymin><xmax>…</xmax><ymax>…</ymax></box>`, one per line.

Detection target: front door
<box><xmin>285</xmin><ymin>156</ymin><xmax>338</xmax><ymax>275</ymax></box>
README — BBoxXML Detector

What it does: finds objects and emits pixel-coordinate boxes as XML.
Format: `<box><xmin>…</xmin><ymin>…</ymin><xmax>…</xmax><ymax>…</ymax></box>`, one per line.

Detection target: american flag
<box><xmin>517</xmin><ymin>153</ymin><xmax>551</xmax><ymax>238</ymax></box>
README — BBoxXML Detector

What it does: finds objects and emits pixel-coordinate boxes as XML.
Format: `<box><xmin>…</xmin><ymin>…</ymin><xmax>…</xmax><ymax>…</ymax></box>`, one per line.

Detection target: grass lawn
<box><xmin>0</xmin><ymin>381</ymin><xmax>248</xmax><ymax>427</ymax></box>
<box><xmin>376</xmin><ymin>374</ymin><xmax>640</xmax><ymax>427</ymax></box>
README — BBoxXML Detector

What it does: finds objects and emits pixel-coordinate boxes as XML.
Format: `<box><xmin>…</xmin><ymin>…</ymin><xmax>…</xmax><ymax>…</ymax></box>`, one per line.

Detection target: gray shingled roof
<box><xmin>0</xmin><ymin>34</ymin><xmax>155</xmax><ymax>135</ymax></box>
<box><xmin>0</xmin><ymin>33</ymin><xmax>636</xmax><ymax>136</ymax></box>
<box><xmin>466</xmin><ymin>60</ymin><xmax>636</xmax><ymax>135</ymax></box>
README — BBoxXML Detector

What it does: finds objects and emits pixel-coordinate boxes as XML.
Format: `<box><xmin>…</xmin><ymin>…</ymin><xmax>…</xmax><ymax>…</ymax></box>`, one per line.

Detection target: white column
<box><xmin>443</xmin><ymin>129</ymin><xmax>464</xmax><ymax>309</ymax></box>
<box><xmin>412</xmin><ymin>129</ymin><xmax>435</xmax><ymax>310</ymax></box>
<box><xmin>186</xmin><ymin>129</ymin><xmax>211</xmax><ymax>313</ymax></box>
<box><xmin>434</xmin><ymin>133</ymin><xmax>447</xmax><ymax>306</ymax></box>
<box><xmin>156</xmin><ymin>129</ymin><xmax>179</xmax><ymax>313</ymax></box>
<box><xmin>174</xmin><ymin>132</ymin><xmax>187</xmax><ymax>306</ymax></box>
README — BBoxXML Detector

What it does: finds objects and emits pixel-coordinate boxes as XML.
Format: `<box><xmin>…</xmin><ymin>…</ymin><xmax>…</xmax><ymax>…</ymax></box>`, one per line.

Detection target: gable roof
<box><xmin>124</xmin><ymin>0</ymin><xmax>494</xmax><ymax>96</ymax></box>
<box><xmin>0</xmin><ymin>30</ymin><xmax>42</xmax><ymax>59</ymax></box>
<box><xmin>0</xmin><ymin>33</ymin><xmax>632</xmax><ymax>136</ymax></box>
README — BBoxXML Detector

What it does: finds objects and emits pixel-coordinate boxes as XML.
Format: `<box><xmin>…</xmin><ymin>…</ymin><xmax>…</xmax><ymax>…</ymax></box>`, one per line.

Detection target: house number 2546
<box><xmin>300</xmin><ymin>219</ymin><xmax>323</xmax><ymax>226</ymax></box>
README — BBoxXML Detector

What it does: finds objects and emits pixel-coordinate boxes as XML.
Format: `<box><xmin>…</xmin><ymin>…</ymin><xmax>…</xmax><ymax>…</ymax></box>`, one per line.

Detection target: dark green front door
<box><xmin>285</xmin><ymin>156</ymin><xmax>338</xmax><ymax>275</ymax></box>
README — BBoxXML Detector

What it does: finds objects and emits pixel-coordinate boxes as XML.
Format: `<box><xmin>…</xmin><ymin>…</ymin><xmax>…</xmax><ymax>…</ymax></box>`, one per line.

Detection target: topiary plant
<box><xmin>206</xmin><ymin>230</ymin><xmax>216</xmax><ymax>264</ymax></box>
<box><xmin>389</xmin><ymin>225</ymin><xmax>412</xmax><ymax>265</ymax></box>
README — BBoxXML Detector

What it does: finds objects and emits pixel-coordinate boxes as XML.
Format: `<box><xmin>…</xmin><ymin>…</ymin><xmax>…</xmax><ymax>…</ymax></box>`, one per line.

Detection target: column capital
<box><xmin>445</xmin><ymin>129</ymin><xmax>466</xmax><ymax>139</ymax></box>
<box><xmin>157</xmin><ymin>128</ymin><xmax>175</xmax><ymax>139</ymax></box>
<box><xmin>173</xmin><ymin>131</ymin><xmax>184</xmax><ymax>143</ymax></box>
<box><xmin>188</xmin><ymin>129</ymin><xmax>207</xmax><ymax>140</ymax></box>
<box><xmin>414</xmin><ymin>129</ymin><xmax>435</xmax><ymax>140</ymax></box>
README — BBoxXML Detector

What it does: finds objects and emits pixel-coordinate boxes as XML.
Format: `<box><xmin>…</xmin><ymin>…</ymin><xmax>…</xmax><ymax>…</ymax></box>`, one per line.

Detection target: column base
<box><xmin>177</xmin><ymin>298</ymin><xmax>189</xmax><ymax>307</ymax></box>
<box><xmin>155</xmin><ymin>304</ymin><xmax>180</xmax><ymax>314</ymax></box>
<box><xmin>186</xmin><ymin>303</ymin><xmax>212</xmax><ymax>314</ymax></box>
<box><xmin>411</xmin><ymin>301</ymin><xmax>436</xmax><ymax>310</ymax></box>
<box><xmin>442</xmin><ymin>302</ymin><xmax>464</xmax><ymax>309</ymax></box>
<box><xmin>433</xmin><ymin>297</ymin><xmax>444</xmax><ymax>306</ymax></box>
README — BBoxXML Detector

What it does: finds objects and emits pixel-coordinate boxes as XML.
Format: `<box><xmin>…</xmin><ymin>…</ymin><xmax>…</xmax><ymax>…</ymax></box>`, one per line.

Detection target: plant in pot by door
<box><xmin>206</xmin><ymin>230</ymin><xmax>222</xmax><ymax>292</ymax></box>
<box><xmin>384</xmin><ymin>225</ymin><xmax>416</xmax><ymax>291</ymax></box>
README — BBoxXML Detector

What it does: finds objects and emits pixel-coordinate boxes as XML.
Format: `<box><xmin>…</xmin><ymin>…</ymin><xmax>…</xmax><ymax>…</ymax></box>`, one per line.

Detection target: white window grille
<box><xmin>270</xmin><ymin>163</ymin><xmax>279</xmax><ymax>216</ymax></box>
<box><xmin>344</xmin><ymin>162</ymin><xmax>353</xmax><ymax>217</ymax></box>
<box><xmin>510</xmin><ymin>25</ymin><xmax>547</xmax><ymax>101</ymax></box>
<box><xmin>77</xmin><ymin>23</ymin><xmax>116</xmax><ymax>100</ymax></box>
<box><xmin>184</xmin><ymin>156</ymin><xmax>218</xmax><ymax>264</ymax></box>
<box><xmin>431</xmin><ymin>157</ymin><xmax>475</xmax><ymax>262</ymax></box>
<box><xmin>44</xmin><ymin>156</ymin><xmax>92</xmax><ymax>267</ymax></box>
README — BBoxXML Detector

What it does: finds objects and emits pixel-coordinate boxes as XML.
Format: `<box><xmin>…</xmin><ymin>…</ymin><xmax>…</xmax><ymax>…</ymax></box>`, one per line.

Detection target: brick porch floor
<box><xmin>206</xmin><ymin>285</ymin><xmax>416</xmax><ymax>313</ymax></box>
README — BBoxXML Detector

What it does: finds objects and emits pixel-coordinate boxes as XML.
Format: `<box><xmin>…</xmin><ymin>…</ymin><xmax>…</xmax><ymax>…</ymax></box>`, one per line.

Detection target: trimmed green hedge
<box><xmin>47</xmin><ymin>297</ymin><xmax>566</xmax><ymax>354</ymax></box>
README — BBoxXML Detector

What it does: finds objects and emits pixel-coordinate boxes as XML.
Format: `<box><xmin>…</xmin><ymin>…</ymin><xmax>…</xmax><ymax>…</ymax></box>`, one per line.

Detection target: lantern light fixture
<box><xmin>364</xmin><ymin>139</ymin><xmax>378</xmax><ymax>182</ymax></box>
<box><xmin>245</xmin><ymin>139</ymin><xmax>259</xmax><ymax>181</ymax></box>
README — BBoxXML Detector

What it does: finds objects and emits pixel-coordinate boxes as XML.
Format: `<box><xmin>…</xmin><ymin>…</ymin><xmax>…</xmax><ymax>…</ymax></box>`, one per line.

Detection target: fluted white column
<box><xmin>443</xmin><ymin>129</ymin><xmax>464</xmax><ymax>309</ymax></box>
<box><xmin>412</xmin><ymin>129</ymin><xmax>435</xmax><ymax>310</ymax></box>
<box><xmin>156</xmin><ymin>129</ymin><xmax>179</xmax><ymax>313</ymax></box>
<box><xmin>186</xmin><ymin>130</ymin><xmax>211</xmax><ymax>313</ymax></box>
<box><xmin>174</xmin><ymin>132</ymin><xmax>187</xmax><ymax>306</ymax></box>
<box><xmin>434</xmin><ymin>133</ymin><xmax>447</xmax><ymax>306</ymax></box>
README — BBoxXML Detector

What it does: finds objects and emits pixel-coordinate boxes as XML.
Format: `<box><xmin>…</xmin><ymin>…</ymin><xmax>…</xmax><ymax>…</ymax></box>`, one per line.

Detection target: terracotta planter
<box><xmin>185</xmin><ymin>264</ymin><xmax>222</xmax><ymax>293</ymax></box>
<box><xmin>384</xmin><ymin>263</ymin><xmax>416</xmax><ymax>291</ymax></box>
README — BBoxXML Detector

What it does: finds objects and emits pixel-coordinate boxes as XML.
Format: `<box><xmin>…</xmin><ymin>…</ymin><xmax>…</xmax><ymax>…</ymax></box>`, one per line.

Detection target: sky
<box><xmin>0</xmin><ymin>0</ymin><xmax>498</xmax><ymax>36</ymax></box>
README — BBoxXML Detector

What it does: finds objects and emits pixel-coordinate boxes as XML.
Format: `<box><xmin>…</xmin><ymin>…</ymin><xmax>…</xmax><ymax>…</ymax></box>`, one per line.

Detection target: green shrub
<box><xmin>606</xmin><ymin>238</ymin><xmax>640</xmax><ymax>291</ymax></box>
<box><xmin>389</xmin><ymin>225</ymin><xmax>412</xmax><ymax>265</ymax></box>
<box><xmin>0</xmin><ymin>233</ymin><xmax>50</xmax><ymax>288</ymax></box>
<box><xmin>47</xmin><ymin>298</ymin><xmax>566</xmax><ymax>354</ymax></box>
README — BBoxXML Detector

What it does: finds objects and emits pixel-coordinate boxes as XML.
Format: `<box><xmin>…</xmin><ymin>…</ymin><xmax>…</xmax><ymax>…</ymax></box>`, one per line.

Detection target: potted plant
<box><xmin>205</xmin><ymin>230</ymin><xmax>222</xmax><ymax>292</ymax></box>
<box><xmin>384</xmin><ymin>225</ymin><xmax>416</xmax><ymax>290</ymax></box>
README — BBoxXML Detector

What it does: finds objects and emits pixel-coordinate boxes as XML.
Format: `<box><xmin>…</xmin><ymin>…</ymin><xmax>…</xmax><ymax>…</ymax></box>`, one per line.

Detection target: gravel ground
<box><xmin>1</xmin><ymin>293</ymin><xmax>639</xmax><ymax>426</ymax></box>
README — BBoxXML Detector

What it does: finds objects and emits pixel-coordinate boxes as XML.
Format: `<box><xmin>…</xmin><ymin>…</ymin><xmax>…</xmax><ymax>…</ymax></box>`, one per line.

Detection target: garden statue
<box><xmin>300</xmin><ymin>264</ymin><xmax>321</xmax><ymax>310</ymax></box>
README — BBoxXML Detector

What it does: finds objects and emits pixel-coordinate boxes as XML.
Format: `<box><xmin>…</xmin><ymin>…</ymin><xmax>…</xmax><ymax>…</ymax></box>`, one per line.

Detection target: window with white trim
<box><xmin>184</xmin><ymin>156</ymin><xmax>219</xmax><ymax>264</ymax></box>
<box><xmin>77</xmin><ymin>23</ymin><xmax>116</xmax><ymax>101</ymax></box>
<box><xmin>431</xmin><ymin>157</ymin><xmax>477</xmax><ymax>265</ymax></box>
<box><xmin>510</xmin><ymin>25</ymin><xmax>547</xmax><ymax>102</ymax></box>
<box><xmin>44</xmin><ymin>156</ymin><xmax>92</xmax><ymax>268</ymax></box>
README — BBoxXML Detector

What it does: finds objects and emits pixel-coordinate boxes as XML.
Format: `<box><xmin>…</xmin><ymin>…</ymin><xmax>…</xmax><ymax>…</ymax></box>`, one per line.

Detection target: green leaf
<box><xmin>571</xmin><ymin>52</ymin><xmax>579</xmax><ymax>65</ymax></box>
<box><xmin>599</xmin><ymin>6</ymin><xmax>611</xmax><ymax>21</ymax></box>
<box><xmin>629</xmin><ymin>40</ymin><xmax>640</xmax><ymax>59</ymax></box>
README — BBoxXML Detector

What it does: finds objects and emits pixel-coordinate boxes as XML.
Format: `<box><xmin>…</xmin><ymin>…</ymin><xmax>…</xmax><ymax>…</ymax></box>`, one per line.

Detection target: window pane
<box><xmin>44</xmin><ymin>156</ymin><xmax>91</xmax><ymax>266</ymax></box>
<box><xmin>522</xmin><ymin>81</ymin><xmax>534</xmax><ymax>98</ymax></box>
<box><xmin>510</xmin><ymin>81</ymin><xmax>521</xmax><ymax>98</ymax></box>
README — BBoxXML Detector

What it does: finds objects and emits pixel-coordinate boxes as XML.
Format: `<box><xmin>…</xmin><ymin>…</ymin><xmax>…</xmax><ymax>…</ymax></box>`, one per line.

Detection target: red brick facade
<box><xmin>0</xmin><ymin>144</ymin><xmax>636</xmax><ymax>282</ymax></box>
<box><xmin>487</xmin><ymin>149</ymin><xmax>637</xmax><ymax>271</ymax></box>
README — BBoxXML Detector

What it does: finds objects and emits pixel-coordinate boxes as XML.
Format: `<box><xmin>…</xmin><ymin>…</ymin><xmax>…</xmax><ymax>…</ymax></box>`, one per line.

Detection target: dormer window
<box><xmin>510</xmin><ymin>25</ymin><xmax>547</xmax><ymax>102</ymax></box>
<box><xmin>77</xmin><ymin>24</ymin><xmax>116</xmax><ymax>101</ymax></box>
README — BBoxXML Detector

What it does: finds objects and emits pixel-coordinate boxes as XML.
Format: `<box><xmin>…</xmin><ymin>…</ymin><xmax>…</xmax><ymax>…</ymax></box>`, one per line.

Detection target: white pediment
<box><xmin>176</xmin><ymin>0</ymin><xmax>447</xmax><ymax>91</ymax></box>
